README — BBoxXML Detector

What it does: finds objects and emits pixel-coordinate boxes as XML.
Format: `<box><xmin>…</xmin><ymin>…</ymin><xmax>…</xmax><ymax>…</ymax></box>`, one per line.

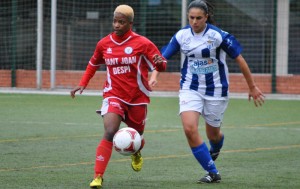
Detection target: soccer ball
<box><xmin>113</xmin><ymin>127</ymin><xmax>142</xmax><ymax>156</ymax></box>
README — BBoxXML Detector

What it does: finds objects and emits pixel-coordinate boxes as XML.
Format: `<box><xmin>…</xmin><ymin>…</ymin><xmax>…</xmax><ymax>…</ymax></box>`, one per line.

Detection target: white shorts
<box><xmin>179</xmin><ymin>90</ymin><xmax>229</xmax><ymax>127</ymax></box>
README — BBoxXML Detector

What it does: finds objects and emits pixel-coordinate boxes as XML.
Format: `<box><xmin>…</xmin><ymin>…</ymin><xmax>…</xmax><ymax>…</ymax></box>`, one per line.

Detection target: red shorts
<box><xmin>97</xmin><ymin>98</ymin><xmax>147</xmax><ymax>133</ymax></box>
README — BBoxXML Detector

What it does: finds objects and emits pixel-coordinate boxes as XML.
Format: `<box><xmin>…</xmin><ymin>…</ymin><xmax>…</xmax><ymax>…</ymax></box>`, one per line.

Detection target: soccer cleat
<box><xmin>90</xmin><ymin>176</ymin><xmax>103</xmax><ymax>188</ymax></box>
<box><xmin>131</xmin><ymin>151</ymin><xmax>143</xmax><ymax>172</ymax></box>
<box><xmin>198</xmin><ymin>172</ymin><xmax>221</xmax><ymax>183</ymax></box>
<box><xmin>210</xmin><ymin>150</ymin><xmax>220</xmax><ymax>161</ymax></box>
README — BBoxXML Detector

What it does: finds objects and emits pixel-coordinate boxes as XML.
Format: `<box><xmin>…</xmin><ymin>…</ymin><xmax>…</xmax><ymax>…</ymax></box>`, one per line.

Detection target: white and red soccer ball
<box><xmin>113</xmin><ymin>127</ymin><xmax>142</xmax><ymax>156</ymax></box>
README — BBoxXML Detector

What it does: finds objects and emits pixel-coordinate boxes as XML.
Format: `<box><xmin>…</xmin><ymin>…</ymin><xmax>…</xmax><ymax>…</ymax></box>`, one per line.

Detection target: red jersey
<box><xmin>79</xmin><ymin>30</ymin><xmax>167</xmax><ymax>105</ymax></box>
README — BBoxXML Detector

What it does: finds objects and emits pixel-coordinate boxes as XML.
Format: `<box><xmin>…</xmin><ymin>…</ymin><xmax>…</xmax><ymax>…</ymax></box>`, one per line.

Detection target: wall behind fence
<box><xmin>1</xmin><ymin>70</ymin><xmax>300</xmax><ymax>95</ymax></box>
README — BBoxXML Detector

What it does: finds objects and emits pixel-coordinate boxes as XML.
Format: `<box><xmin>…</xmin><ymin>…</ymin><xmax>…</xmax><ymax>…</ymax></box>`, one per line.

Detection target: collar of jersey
<box><xmin>111</xmin><ymin>30</ymin><xmax>133</xmax><ymax>44</ymax></box>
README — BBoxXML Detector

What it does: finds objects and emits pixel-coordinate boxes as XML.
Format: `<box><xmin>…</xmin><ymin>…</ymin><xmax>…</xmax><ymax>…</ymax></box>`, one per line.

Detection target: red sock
<box><xmin>94</xmin><ymin>139</ymin><xmax>113</xmax><ymax>178</ymax></box>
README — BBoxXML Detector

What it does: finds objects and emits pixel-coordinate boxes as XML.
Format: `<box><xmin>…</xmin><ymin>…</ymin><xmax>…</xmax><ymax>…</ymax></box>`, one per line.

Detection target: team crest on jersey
<box><xmin>107</xmin><ymin>47</ymin><xmax>112</xmax><ymax>54</ymax></box>
<box><xmin>124</xmin><ymin>47</ymin><xmax>133</xmax><ymax>54</ymax></box>
<box><xmin>183</xmin><ymin>37</ymin><xmax>191</xmax><ymax>46</ymax></box>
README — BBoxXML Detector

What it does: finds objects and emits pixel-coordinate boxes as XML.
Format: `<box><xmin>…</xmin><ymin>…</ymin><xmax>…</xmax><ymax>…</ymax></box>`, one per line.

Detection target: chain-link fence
<box><xmin>0</xmin><ymin>0</ymin><xmax>299</xmax><ymax>92</ymax></box>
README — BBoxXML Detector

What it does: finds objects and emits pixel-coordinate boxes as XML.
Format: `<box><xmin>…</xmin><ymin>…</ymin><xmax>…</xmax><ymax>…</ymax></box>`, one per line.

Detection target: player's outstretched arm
<box><xmin>70</xmin><ymin>86</ymin><xmax>86</xmax><ymax>99</ymax></box>
<box><xmin>235</xmin><ymin>55</ymin><xmax>265</xmax><ymax>107</ymax></box>
<box><xmin>70</xmin><ymin>61</ymin><xmax>98</xmax><ymax>99</ymax></box>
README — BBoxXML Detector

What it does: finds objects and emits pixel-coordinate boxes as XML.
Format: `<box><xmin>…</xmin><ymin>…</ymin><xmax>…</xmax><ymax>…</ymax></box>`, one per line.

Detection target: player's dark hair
<box><xmin>188</xmin><ymin>0</ymin><xmax>215</xmax><ymax>25</ymax></box>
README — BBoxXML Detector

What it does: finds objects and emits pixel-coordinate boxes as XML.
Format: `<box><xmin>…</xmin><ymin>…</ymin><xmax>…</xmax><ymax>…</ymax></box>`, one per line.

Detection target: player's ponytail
<box><xmin>188</xmin><ymin>0</ymin><xmax>215</xmax><ymax>25</ymax></box>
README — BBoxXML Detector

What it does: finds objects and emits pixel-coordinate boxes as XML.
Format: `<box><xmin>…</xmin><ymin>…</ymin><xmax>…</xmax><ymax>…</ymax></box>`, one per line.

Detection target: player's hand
<box><xmin>70</xmin><ymin>86</ymin><xmax>85</xmax><ymax>98</ymax></box>
<box><xmin>248</xmin><ymin>86</ymin><xmax>265</xmax><ymax>107</ymax></box>
<box><xmin>149</xmin><ymin>70</ymin><xmax>159</xmax><ymax>89</ymax></box>
<box><xmin>152</xmin><ymin>54</ymin><xmax>164</xmax><ymax>65</ymax></box>
<box><xmin>148</xmin><ymin>78</ymin><xmax>158</xmax><ymax>88</ymax></box>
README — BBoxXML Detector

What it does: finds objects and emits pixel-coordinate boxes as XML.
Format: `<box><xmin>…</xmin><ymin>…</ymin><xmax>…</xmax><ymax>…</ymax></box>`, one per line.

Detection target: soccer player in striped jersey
<box><xmin>150</xmin><ymin>0</ymin><xmax>264</xmax><ymax>184</ymax></box>
<box><xmin>70</xmin><ymin>4</ymin><xmax>166</xmax><ymax>188</ymax></box>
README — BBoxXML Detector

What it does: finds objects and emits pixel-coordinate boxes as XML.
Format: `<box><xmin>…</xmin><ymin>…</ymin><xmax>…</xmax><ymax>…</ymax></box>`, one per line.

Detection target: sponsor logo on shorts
<box><xmin>110</xmin><ymin>101</ymin><xmax>122</xmax><ymax>110</ymax></box>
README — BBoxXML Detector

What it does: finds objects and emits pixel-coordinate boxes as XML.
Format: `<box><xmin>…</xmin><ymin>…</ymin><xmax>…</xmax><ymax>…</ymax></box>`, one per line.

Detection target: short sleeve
<box><xmin>220</xmin><ymin>34</ymin><xmax>243</xmax><ymax>59</ymax></box>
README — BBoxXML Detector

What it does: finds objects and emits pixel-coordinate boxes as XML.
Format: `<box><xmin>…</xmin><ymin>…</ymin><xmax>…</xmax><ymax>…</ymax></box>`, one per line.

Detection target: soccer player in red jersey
<box><xmin>70</xmin><ymin>4</ymin><xmax>167</xmax><ymax>188</ymax></box>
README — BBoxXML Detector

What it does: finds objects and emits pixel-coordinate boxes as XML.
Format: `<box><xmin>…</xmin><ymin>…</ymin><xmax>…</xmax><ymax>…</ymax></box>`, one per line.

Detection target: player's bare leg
<box><xmin>181</xmin><ymin>111</ymin><xmax>221</xmax><ymax>183</ymax></box>
<box><xmin>206</xmin><ymin>123</ymin><xmax>224</xmax><ymax>161</ymax></box>
<box><xmin>90</xmin><ymin>113</ymin><xmax>122</xmax><ymax>188</ymax></box>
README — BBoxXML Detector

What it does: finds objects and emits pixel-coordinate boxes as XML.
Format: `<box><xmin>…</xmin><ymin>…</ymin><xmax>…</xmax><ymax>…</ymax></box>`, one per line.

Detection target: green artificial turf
<box><xmin>0</xmin><ymin>93</ymin><xmax>299</xmax><ymax>189</ymax></box>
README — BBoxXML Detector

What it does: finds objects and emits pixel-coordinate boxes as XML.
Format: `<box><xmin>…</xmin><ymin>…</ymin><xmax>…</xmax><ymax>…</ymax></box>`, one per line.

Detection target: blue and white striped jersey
<box><xmin>162</xmin><ymin>24</ymin><xmax>242</xmax><ymax>97</ymax></box>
